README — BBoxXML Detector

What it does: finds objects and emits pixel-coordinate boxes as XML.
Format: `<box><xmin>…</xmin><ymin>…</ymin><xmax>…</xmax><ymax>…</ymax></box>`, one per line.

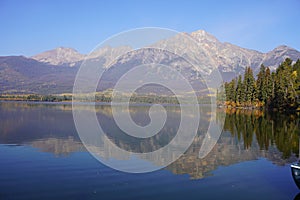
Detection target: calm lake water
<box><xmin>0</xmin><ymin>102</ymin><xmax>299</xmax><ymax>199</ymax></box>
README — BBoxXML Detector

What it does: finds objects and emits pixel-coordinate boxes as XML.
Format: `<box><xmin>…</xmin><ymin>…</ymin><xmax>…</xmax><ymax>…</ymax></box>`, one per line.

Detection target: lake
<box><xmin>0</xmin><ymin>102</ymin><xmax>299</xmax><ymax>199</ymax></box>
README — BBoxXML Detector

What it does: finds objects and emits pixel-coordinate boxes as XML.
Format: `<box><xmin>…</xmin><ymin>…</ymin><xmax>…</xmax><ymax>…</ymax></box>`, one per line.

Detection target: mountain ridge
<box><xmin>1</xmin><ymin>30</ymin><xmax>299</xmax><ymax>94</ymax></box>
<box><xmin>30</xmin><ymin>30</ymin><xmax>300</xmax><ymax>74</ymax></box>
<box><xmin>30</xmin><ymin>30</ymin><xmax>299</xmax><ymax>66</ymax></box>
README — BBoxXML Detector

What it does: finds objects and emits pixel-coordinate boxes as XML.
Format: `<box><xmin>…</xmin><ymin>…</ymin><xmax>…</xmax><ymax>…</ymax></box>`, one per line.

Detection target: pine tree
<box><xmin>235</xmin><ymin>75</ymin><xmax>244</xmax><ymax>104</ymax></box>
<box><xmin>230</xmin><ymin>78</ymin><xmax>236</xmax><ymax>103</ymax></box>
<box><xmin>273</xmin><ymin>58</ymin><xmax>294</xmax><ymax>108</ymax></box>
<box><xmin>257</xmin><ymin>64</ymin><xmax>266</xmax><ymax>102</ymax></box>
<box><xmin>243</xmin><ymin>67</ymin><xmax>256</xmax><ymax>105</ymax></box>
<box><xmin>292</xmin><ymin>59</ymin><xmax>300</xmax><ymax>105</ymax></box>
<box><xmin>265</xmin><ymin>67</ymin><xmax>272</xmax><ymax>105</ymax></box>
<box><xmin>225</xmin><ymin>79</ymin><xmax>236</xmax><ymax>103</ymax></box>
<box><xmin>216</xmin><ymin>84</ymin><xmax>226</xmax><ymax>104</ymax></box>
<box><xmin>224</xmin><ymin>82</ymin><xmax>230</xmax><ymax>102</ymax></box>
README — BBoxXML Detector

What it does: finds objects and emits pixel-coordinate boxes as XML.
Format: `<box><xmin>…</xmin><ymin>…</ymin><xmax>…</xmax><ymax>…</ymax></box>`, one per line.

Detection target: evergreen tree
<box><xmin>292</xmin><ymin>59</ymin><xmax>300</xmax><ymax>105</ymax></box>
<box><xmin>229</xmin><ymin>79</ymin><xmax>236</xmax><ymax>102</ymax></box>
<box><xmin>225</xmin><ymin>79</ymin><xmax>236</xmax><ymax>102</ymax></box>
<box><xmin>256</xmin><ymin>64</ymin><xmax>266</xmax><ymax>102</ymax></box>
<box><xmin>235</xmin><ymin>75</ymin><xmax>244</xmax><ymax>104</ymax></box>
<box><xmin>243</xmin><ymin>67</ymin><xmax>256</xmax><ymax>104</ymax></box>
<box><xmin>216</xmin><ymin>84</ymin><xmax>226</xmax><ymax>103</ymax></box>
<box><xmin>274</xmin><ymin>58</ymin><xmax>294</xmax><ymax>108</ymax></box>
<box><xmin>265</xmin><ymin>67</ymin><xmax>272</xmax><ymax>105</ymax></box>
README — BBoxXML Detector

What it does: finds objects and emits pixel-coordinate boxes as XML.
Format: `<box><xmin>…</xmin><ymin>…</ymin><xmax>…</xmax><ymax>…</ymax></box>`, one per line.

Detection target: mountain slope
<box><xmin>0</xmin><ymin>56</ymin><xmax>77</xmax><ymax>94</ymax></box>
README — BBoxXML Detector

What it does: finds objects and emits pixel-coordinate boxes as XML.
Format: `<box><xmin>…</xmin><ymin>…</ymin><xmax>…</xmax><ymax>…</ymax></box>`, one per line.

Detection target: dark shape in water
<box><xmin>294</xmin><ymin>192</ymin><xmax>300</xmax><ymax>200</ymax></box>
<box><xmin>292</xmin><ymin>163</ymin><xmax>300</xmax><ymax>189</ymax></box>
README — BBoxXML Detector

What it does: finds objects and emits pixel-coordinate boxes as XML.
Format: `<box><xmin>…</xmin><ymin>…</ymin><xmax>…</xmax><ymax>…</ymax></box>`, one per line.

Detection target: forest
<box><xmin>218</xmin><ymin>58</ymin><xmax>300</xmax><ymax>111</ymax></box>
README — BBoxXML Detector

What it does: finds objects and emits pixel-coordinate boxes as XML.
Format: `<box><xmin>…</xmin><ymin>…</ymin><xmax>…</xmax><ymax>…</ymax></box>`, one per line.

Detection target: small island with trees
<box><xmin>218</xmin><ymin>58</ymin><xmax>300</xmax><ymax>111</ymax></box>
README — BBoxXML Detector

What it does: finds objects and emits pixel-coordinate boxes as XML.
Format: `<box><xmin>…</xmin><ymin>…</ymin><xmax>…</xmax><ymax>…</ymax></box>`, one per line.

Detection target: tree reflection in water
<box><xmin>167</xmin><ymin>108</ymin><xmax>299</xmax><ymax>179</ymax></box>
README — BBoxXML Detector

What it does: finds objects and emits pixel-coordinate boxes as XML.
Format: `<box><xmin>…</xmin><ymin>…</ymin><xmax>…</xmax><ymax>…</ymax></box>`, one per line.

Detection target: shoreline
<box><xmin>218</xmin><ymin>104</ymin><xmax>300</xmax><ymax>113</ymax></box>
<box><xmin>0</xmin><ymin>100</ymin><xmax>214</xmax><ymax>107</ymax></box>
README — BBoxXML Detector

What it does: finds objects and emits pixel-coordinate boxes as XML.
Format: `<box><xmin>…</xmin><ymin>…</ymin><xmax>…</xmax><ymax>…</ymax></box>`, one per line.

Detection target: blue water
<box><xmin>0</xmin><ymin>102</ymin><xmax>298</xmax><ymax>199</ymax></box>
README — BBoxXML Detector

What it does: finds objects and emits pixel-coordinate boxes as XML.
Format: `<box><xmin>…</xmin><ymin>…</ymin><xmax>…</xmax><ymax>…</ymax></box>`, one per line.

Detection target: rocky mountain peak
<box><xmin>190</xmin><ymin>30</ymin><xmax>219</xmax><ymax>43</ymax></box>
<box><xmin>31</xmin><ymin>47</ymin><xmax>85</xmax><ymax>66</ymax></box>
<box><xmin>270</xmin><ymin>45</ymin><xmax>298</xmax><ymax>53</ymax></box>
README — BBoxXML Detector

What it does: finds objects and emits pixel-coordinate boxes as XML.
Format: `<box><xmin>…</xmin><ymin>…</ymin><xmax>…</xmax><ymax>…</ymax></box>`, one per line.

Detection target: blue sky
<box><xmin>1</xmin><ymin>0</ymin><xmax>299</xmax><ymax>56</ymax></box>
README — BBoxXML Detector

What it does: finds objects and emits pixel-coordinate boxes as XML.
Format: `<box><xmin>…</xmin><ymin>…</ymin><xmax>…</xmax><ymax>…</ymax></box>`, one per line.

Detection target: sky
<box><xmin>1</xmin><ymin>0</ymin><xmax>299</xmax><ymax>56</ymax></box>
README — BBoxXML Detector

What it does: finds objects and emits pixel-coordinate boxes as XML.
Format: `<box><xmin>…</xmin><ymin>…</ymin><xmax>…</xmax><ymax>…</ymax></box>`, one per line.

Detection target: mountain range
<box><xmin>1</xmin><ymin>30</ymin><xmax>299</xmax><ymax>94</ymax></box>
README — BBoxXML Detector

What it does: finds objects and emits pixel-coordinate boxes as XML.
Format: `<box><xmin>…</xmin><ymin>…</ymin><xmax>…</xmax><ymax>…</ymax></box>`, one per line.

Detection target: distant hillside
<box><xmin>0</xmin><ymin>56</ymin><xmax>77</xmax><ymax>94</ymax></box>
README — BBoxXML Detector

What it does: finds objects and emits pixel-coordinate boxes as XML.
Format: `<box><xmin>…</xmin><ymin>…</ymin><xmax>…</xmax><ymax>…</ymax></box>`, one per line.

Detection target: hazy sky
<box><xmin>1</xmin><ymin>0</ymin><xmax>299</xmax><ymax>56</ymax></box>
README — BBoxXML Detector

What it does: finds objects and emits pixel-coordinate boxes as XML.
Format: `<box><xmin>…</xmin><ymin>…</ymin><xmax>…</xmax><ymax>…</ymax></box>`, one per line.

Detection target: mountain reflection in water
<box><xmin>0</xmin><ymin>102</ymin><xmax>298</xmax><ymax>179</ymax></box>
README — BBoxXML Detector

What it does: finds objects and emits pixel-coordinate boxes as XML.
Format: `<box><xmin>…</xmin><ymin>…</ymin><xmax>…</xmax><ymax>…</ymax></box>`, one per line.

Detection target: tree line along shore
<box><xmin>217</xmin><ymin>58</ymin><xmax>300</xmax><ymax>111</ymax></box>
<box><xmin>0</xmin><ymin>93</ymin><xmax>215</xmax><ymax>105</ymax></box>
